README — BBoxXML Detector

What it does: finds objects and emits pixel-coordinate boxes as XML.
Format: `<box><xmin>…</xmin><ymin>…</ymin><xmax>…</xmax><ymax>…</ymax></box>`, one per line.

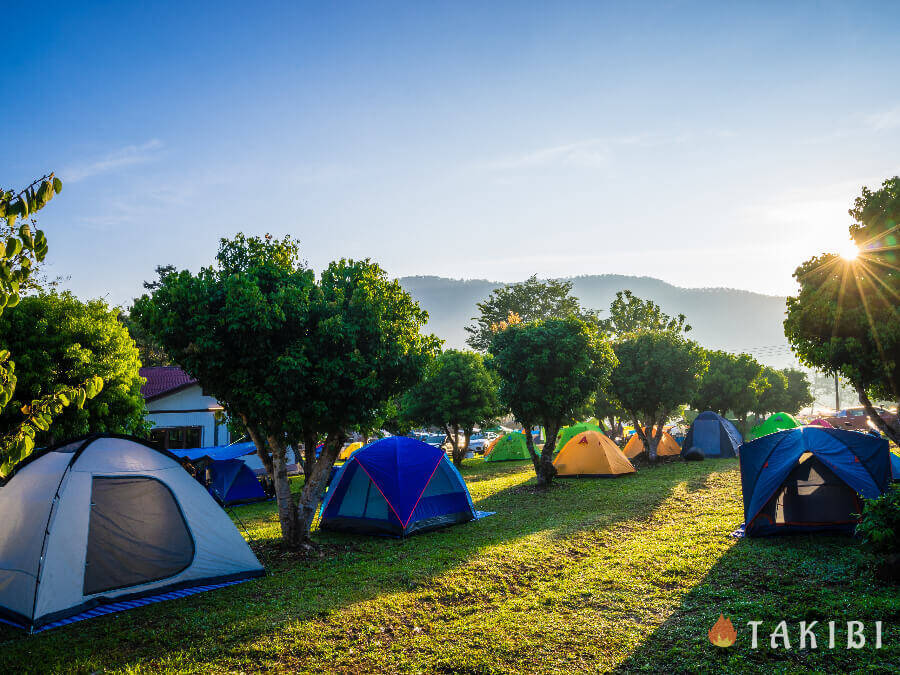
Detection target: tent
<box><xmin>553</xmin><ymin>431</ymin><xmax>635</xmax><ymax>477</ymax></box>
<box><xmin>484</xmin><ymin>432</ymin><xmax>531</xmax><ymax>462</ymax></box>
<box><xmin>339</xmin><ymin>442</ymin><xmax>363</xmax><ymax>461</ymax></box>
<box><xmin>806</xmin><ymin>418</ymin><xmax>834</xmax><ymax>428</ymax></box>
<box><xmin>681</xmin><ymin>411</ymin><xmax>742</xmax><ymax>459</ymax></box>
<box><xmin>0</xmin><ymin>434</ymin><xmax>264</xmax><ymax>632</ymax></box>
<box><xmin>556</xmin><ymin>422</ymin><xmax>604</xmax><ymax>453</ymax></box>
<box><xmin>891</xmin><ymin>452</ymin><xmax>900</xmax><ymax>483</ymax></box>
<box><xmin>170</xmin><ymin>444</ymin><xmax>266</xmax><ymax>505</ymax></box>
<box><xmin>623</xmin><ymin>428</ymin><xmax>681</xmax><ymax>459</ymax></box>
<box><xmin>749</xmin><ymin>412</ymin><xmax>801</xmax><ymax>439</ymax></box>
<box><xmin>319</xmin><ymin>437</ymin><xmax>476</xmax><ymax>537</ymax></box>
<box><xmin>739</xmin><ymin>427</ymin><xmax>891</xmax><ymax>536</ymax></box>
<box><xmin>482</xmin><ymin>435</ymin><xmax>501</xmax><ymax>456</ymax></box>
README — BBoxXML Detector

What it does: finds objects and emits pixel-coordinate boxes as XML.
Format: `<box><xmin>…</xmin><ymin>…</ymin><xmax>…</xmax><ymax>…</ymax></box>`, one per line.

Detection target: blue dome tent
<box><xmin>682</xmin><ymin>411</ymin><xmax>742</xmax><ymax>458</ymax></box>
<box><xmin>319</xmin><ymin>437</ymin><xmax>477</xmax><ymax>537</ymax></box>
<box><xmin>170</xmin><ymin>443</ymin><xmax>267</xmax><ymax>505</ymax></box>
<box><xmin>739</xmin><ymin>427</ymin><xmax>891</xmax><ymax>536</ymax></box>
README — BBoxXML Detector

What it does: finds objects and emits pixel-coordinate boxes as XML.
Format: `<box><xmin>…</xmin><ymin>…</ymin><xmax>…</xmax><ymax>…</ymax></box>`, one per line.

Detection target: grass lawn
<box><xmin>1</xmin><ymin>458</ymin><xmax>897</xmax><ymax>673</ymax></box>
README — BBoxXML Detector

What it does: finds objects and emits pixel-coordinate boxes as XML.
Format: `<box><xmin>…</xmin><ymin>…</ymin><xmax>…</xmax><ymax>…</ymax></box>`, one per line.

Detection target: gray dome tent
<box><xmin>0</xmin><ymin>434</ymin><xmax>264</xmax><ymax>632</ymax></box>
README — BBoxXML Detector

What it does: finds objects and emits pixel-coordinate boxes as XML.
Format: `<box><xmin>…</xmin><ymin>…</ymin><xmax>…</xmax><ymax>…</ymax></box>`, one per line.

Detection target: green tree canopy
<box><xmin>465</xmin><ymin>275</ymin><xmax>593</xmax><ymax>350</ymax></box>
<box><xmin>0</xmin><ymin>292</ymin><xmax>145</xmax><ymax>444</ymax></box>
<box><xmin>785</xmin><ymin>177</ymin><xmax>900</xmax><ymax>442</ymax></box>
<box><xmin>489</xmin><ymin>317</ymin><xmax>616</xmax><ymax>485</ymax></box>
<box><xmin>610</xmin><ymin>331</ymin><xmax>707</xmax><ymax>461</ymax></box>
<box><xmin>601</xmin><ymin>290</ymin><xmax>691</xmax><ymax>336</ymax></box>
<box><xmin>781</xmin><ymin>367</ymin><xmax>814</xmax><ymax>414</ymax></box>
<box><xmin>402</xmin><ymin>349</ymin><xmax>504</xmax><ymax>467</ymax></box>
<box><xmin>691</xmin><ymin>349</ymin><xmax>763</xmax><ymax>431</ymax></box>
<box><xmin>133</xmin><ymin>234</ymin><xmax>439</xmax><ymax>547</ymax></box>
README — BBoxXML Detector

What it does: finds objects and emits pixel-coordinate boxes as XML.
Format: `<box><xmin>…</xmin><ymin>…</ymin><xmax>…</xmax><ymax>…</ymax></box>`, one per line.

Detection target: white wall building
<box><xmin>140</xmin><ymin>367</ymin><xmax>230</xmax><ymax>451</ymax></box>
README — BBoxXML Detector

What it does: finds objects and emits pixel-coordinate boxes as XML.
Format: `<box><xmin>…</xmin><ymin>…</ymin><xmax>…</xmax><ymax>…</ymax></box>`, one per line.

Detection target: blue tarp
<box><xmin>739</xmin><ymin>426</ymin><xmax>890</xmax><ymax>536</ymax></box>
<box><xmin>170</xmin><ymin>443</ymin><xmax>266</xmax><ymax>505</ymax></box>
<box><xmin>320</xmin><ymin>436</ymin><xmax>476</xmax><ymax>537</ymax></box>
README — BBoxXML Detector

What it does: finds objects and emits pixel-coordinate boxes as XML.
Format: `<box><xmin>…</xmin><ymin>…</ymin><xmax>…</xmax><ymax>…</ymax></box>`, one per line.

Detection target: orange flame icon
<box><xmin>708</xmin><ymin>614</ymin><xmax>737</xmax><ymax>647</ymax></box>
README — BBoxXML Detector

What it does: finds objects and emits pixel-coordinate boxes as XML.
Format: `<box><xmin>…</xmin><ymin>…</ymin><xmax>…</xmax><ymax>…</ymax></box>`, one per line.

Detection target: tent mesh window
<box><xmin>758</xmin><ymin>453</ymin><xmax>862</xmax><ymax>526</ymax></box>
<box><xmin>84</xmin><ymin>477</ymin><xmax>195</xmax><ymax>595</ymax></box>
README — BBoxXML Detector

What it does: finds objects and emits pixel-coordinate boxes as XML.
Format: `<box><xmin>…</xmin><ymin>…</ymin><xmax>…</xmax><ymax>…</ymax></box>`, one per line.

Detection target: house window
<box><xmin>151</xmin><ymin>426</ymin><xmax>202</xmax><ymax>450</ymax></box>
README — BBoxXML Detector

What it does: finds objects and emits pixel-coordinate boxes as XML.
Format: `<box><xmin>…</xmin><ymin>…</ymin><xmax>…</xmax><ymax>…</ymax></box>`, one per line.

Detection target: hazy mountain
<box><xmin>398</xmin><ymin>275</ymin><xmax>798</xmax><ymax>368</ymax></box>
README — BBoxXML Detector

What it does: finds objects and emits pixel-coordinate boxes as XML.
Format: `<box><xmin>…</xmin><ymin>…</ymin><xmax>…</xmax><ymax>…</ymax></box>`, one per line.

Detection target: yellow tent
<box><xmin>623</xmin><ymin>428</ymin><xmax>681</xmax><ymax>459</ymax></box>
<box><xmin>553</xmin><ymin>431</ymin><xmax>635</xmax><ymax>477</ymax></box>
<box><xmin>338</xmin><ymin>441</ymin><xmax>363</xmax><ymax>461</ymax></box>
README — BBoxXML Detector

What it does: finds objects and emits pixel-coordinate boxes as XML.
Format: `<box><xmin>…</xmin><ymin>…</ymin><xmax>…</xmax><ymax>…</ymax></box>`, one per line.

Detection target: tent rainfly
<box><xmin>553</xmin><ymin>431</ymin><xmax>635</xmax><ymax>477</ymax></box>
<box><xmin>682</xmin><ymin>411</ymin><xmax>742</xmax><ymax>459</ymax></box>
<box><xmin>0</xmin><ymin>434</ymin><xmax>264</xmax><ymax>632</ymax></box>
<box><xmin>623</xmin><ymin>428</ymin><xmax>681</xmax><ymax>459</ymax></box>
<box><xmin>749</xmin><ymin>412</ymin><xmax>801</xmax><ymax>440</ymax></box>
<box><xmin>484</xmin><ymin>432</ymin><xmax>531</xmax><ymax>462</ymax></box>
<box><xmin>556</xmin><ymin>422</ymin><xmax>604</xmax><ymax>454</ymax></box>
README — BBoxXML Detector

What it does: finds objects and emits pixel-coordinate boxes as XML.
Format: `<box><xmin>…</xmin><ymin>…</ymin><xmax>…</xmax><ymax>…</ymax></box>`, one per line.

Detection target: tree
<box><xmin>0</xmin><ymin>176</ymin><xmax>102</xmax><ymax>475</ymax></box>
<box><xmin>781</xmin><ymin>367</ymin><xmax>814</xmax><ymax>414</ymax></box>
<box><xmin>691</xmin><ymin>350</ymin><xmax>764</xmax><ymax>432</ymax></box>
<box><xmin>489</xmin><ymin>318</ymin><xmax>616</xmax><ymax>485</ymax></box>
<box><xmin>402</xmin><ymin>350</ymin><xmax>503</xmax><ymax>467</ymax></box>
<box><xmin>601</xmin><ymin>290</ymin><xmax>691</xmax><ymax>336</ymax></box>
<box><xmin>610</xmin><ymin>331</ymin><xmax>707</xmax><ymax>461</ymax></box>
<box><xmin>118</xmin><ymin>265</ymin><xmax>177</xmax><ymax>366</ymax></box>
<box><xmin>753</xmin><ymin>366</ymin><xmax>790</xmax><ymax>419</ymax></box>
<box><xmin>465</xmin><ymin>275</ymin><xmax>593</xmax><ymax>350</ymax></box>
<box><xmin>0</xmin><ymin>292</ymin><xmax>146</xmax><ymax>443</ymax></box>
<box><xmin>594</xmin><ymin>385</ymin><xmax>625</xmax><ymax>436</ymax></box>
<box><xmin>133</xmin><ymin>234</ymin><xmax>439</xmax><ymax>547</ymax></box>
<box><xmin>785</xmin><ymin>177</ymin><xmax>900</xmax><ymax>443</ymax></box>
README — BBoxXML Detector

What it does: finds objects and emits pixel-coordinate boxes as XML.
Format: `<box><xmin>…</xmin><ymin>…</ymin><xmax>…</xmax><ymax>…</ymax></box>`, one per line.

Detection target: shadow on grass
<box><xmin>0</xmin><ymin>458</ymin><xmax>727</xmax><ymax>673</ymax></box>
<box><xmin>613</xmin><ymin>530</ymin><xmax>899</xmax><ymax>673</ymax></box>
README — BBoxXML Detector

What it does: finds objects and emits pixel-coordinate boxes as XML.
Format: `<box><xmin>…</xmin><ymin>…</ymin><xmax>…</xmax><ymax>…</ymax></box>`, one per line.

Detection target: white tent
<box><xmin>0</xmin><ymin>434</ymin><xmax>264</xmax><ymax>632</ymax></box>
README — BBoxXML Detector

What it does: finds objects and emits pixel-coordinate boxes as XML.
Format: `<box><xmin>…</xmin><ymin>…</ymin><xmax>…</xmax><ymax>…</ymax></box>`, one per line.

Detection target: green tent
<box><xmin>749</xmin><ymin>412</ymin><xmax>801</xmax><ymax>439</ymax></box>
<box><xmin>485</xmin><ymin>432</ymin><xmax>532</xmax><ymax>462</ymax></box>
<box><xmin>556</xmin><ymin>422</ymin><xmax>603</xmax><ymax>453</ymax></box>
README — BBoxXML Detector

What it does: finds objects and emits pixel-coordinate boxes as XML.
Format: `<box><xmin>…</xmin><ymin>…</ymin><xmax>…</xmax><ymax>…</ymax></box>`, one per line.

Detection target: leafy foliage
<box><xmin>489</xmin><ymin>317</ymin><xmax>616</xmax><ymax>485</ymax></box>
<box><xmin>0</xmin><ymin>176</ymin><xmax>103</xmax><ymax>475</ymax></box>
<box><xmin>856</xmin><ymin>485</ymin><xmax>900</xmax><ymax>555</ymax></box>
<box><xmin>691</xmin><ymin>350</ymin><xmax>763</xmax><ymax>428</ymax></box>
<box><xmin>601</xmin><ymin>290</ymin><xmax>691</xmax><ymax>336</ymax></box>
<box><xmin>133</xmin><ymin>234</ymin><xmax>440</xmax><ymax>546</ymax></box>
<box><xmin>785</xmin><ymin>177</ymin><xmax>900</xmax><ymax>442</ymax></box>
<box><xmin>610</xmin><ymin>331</ymin><xmax>707</xmax><ymax>460</ymax></box>
<box><xmin>0</xmin><ymin>292</ymin><xmax>145</xmax><ymax>444</ymax></box>
<box><xmin>465</xmin><ymin>275</ymin><xmax>593</xmax><ymax>350</ymax></box>
<box><xmin>403</xmin><ymin>350</ymin><xmax>504</xmax><ymax>466</ymax></box>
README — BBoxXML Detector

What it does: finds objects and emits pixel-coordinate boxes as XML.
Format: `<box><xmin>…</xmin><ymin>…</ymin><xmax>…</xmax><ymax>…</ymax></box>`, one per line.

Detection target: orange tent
<box><xmin>623</xmin><ymin>428</ymin><xmax>681</xmax><ymax>459</ymax></box>
<box><xmin>553</xmin><ymin>431</ymin><xmax>635</xmax><ymax>477</ymax></box>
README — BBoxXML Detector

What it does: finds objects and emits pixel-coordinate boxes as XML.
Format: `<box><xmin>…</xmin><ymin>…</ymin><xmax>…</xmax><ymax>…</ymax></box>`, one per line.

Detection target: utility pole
<box><xmin>834</xmin><ymin>372</ymin><xmax>840</xmax><ymax>412</ymax></box>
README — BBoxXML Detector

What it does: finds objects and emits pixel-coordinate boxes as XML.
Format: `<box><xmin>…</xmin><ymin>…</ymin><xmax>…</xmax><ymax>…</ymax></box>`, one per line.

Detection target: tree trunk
<box><xmin>243</xmin><ymin>416</ymin><xmax>274</xmax><ymax>477</ymax></box>
<box><xmin>857</xmin><ymin>386</ymin><xmax>900</xmax><ymax>446</ymax></box>
<box><xmin>297</xmin><ymin>431</ymin><xmax>346</xmax><ymax>542</ymax></box>
<box><xmin>629</xmin><ymin>413</ymin><xmax>653</xmax><ymax>461</ymax></box>
<box><xmin>445</xmin><ymin>424</ymin><xmax>464</xmax><ymax>468</ymax></box>
<box><xmin>266</xmin><ymin>433</ymin><xmax>302</xmax><ymax>548</ymax></box>
<box><xmin>536</xmin><ymin>422</ymin><xmax>560</xmax><ymax>486</ymax></box>
<box><xmin>522</xmin><ymin>424</ymin><xmax>541</xmax><ymax>475</ymax></box>
<box><xmin>649</xmin><ymin>420</ymin><xmax>667</xmax><ymax>463</ymax></box>
<box><xmin>302</xmin><ymin>432</ymin><xmax>318</xmax><ymax>477</ymax></box>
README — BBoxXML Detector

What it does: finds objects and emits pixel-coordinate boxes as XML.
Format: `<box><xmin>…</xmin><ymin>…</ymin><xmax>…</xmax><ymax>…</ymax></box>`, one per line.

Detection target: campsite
<box><xmin>4</xmin><ymin>3</ymin><xmax>900</xmax><ymax>673</ymax></box>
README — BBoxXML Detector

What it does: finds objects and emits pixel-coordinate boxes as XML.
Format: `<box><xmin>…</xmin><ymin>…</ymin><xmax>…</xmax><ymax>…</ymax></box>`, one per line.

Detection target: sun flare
<box><xmin>838</xmin><ymin>240</ymin><xmax>859</xmax><ymax>261</ymax></box>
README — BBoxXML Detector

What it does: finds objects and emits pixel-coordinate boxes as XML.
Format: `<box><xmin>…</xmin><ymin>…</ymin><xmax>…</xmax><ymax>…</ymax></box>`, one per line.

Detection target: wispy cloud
<box><xmin>865</xmin><ymin>105</ymin><xmax>900</xmax><ymax>131</ymax></box>
<box><xmin>472</xmin><ymin>133</ymin><xmax>694</xmax><ymax>172</ymax></box>
<box><xmin>63</xmin><ymin>139</ymin><xmax>164</xmax><ymax>182</ymax></box>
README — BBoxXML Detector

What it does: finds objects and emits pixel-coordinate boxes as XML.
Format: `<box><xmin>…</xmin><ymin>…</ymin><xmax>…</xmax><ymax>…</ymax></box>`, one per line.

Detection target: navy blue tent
<box><xmin>171</xmin><ymin>444</ymin><xmax>267</xmax><ymax>505</ymax></box>
<box><xmin>319</xmin><ymin>437</ymin><xmax>476</xmax><ymax>537</ymax></box>
<box><xmin>682</xmin><ymin>411</ymin><xmax>742</xmax><ymax>458</ymax></box>
<box><xmin>739</xmin><ymin>427</ymin><xmax>890</xmax><ymax>536</ymax></box>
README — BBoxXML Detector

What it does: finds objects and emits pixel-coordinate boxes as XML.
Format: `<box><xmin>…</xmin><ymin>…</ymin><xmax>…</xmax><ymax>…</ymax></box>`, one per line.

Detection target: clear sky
<box><xmin>5</xmin><ymin>1</ymin><xmax>900</xmax><ymax>306</ymax></box>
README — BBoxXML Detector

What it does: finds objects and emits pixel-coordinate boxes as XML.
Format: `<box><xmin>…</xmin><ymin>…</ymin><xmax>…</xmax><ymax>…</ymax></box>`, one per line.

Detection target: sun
<box><xmin>838</xmin><ymin>239</ymin><xmax>859</xmax><ymax>261</ymax></box>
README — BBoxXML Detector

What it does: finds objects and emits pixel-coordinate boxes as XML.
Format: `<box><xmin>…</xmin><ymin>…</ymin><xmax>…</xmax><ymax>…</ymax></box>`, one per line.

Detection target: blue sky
<box><xmin>5</xmin><ymin>1</ymin><xmax>900</xmax><ymax>306</ymax></box>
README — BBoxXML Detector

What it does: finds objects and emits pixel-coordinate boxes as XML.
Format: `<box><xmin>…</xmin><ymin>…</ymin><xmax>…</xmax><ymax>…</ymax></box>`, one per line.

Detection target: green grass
<box><xmin>1</xmin><ymin>459</ymin><xmax>897</xmax><ymax>673</ymax></box>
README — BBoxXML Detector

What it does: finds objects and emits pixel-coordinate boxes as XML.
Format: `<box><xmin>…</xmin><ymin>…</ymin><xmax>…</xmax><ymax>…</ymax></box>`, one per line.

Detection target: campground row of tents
<box><xmin>0</xmin><ymin>409</ymin><xmax>896</xmax><ymax>633</ymax></box>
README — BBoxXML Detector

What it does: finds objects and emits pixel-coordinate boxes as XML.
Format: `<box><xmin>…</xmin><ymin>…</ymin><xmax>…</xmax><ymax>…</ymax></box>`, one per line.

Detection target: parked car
<box><xmin>824</xmin><ymin>406</ymin><xmax>898</xmax><ymax>433</ymax></box>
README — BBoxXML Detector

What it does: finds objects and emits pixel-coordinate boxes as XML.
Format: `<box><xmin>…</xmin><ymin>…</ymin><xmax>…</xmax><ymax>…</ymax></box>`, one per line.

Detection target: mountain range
<box><xmin>397</xmin><ymin>275</ymin><xmax>798</xmax><ymax>369</ymax></box>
